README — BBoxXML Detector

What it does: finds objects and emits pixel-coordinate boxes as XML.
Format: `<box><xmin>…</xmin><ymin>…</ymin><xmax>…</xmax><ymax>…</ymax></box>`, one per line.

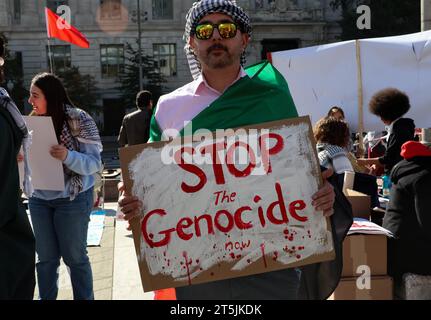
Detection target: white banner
<box><xmin>271</xmin><ymin>30</ymin><xmax>431</xmax><ymax>132</ymax></box>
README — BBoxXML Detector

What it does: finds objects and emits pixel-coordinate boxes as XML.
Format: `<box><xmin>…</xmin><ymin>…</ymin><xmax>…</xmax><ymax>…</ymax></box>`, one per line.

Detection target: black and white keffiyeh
<box><xmin>184</xmin><ymin>0</ymin><xmax>252</xmax><ymax>79</ymax></box>
<box><xmin>61</xmin><ymin>105</ymin><xmax>102</xmax><ymax>200</ymax></box>
<box><xmin>0</xmin><ymin>87</ymin><xmax>34</xmax><ymax>196</ymax></box>
<box><xmin>317</xmin><ymin>143</ymin><xmax>348</xmax><ymax>168</ymax></box>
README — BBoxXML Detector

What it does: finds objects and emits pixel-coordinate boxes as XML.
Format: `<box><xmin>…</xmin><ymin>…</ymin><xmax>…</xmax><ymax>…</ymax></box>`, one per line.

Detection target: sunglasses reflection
<box><xmin>195</xmin><ymin>22</ymin><xmax>238</xmax><ymax>40</ymax></box>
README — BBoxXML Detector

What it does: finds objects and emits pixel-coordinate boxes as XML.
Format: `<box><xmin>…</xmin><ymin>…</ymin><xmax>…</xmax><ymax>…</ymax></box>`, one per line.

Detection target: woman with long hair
<box><xmin>28</xmin><ymin>72</ymin><xmax>102</xmax><ymax>300</ymax></box>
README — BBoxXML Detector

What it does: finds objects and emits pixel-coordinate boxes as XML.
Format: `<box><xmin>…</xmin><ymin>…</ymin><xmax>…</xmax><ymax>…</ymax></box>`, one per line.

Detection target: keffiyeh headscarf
<box><xmin>61</xmin><ymin>105</ymin><xmax>102</xmax><ymax>200</ymax></box>
<box><xmin>184</xmin><ymin>0</ymin><xmax>252</xmax><ymax>80</ymax></box>
<box><xmin>0</xmin><ymin>87</ymin><xmax>34</xmax><ymax>196</ymax></box>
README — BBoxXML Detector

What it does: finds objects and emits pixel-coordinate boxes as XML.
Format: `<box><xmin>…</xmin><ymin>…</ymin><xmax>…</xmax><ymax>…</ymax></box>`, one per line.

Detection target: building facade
<box><xmin>0</xmin><ymin>0</ymin><xmax>341</xmax><ymax>134</ymax></box>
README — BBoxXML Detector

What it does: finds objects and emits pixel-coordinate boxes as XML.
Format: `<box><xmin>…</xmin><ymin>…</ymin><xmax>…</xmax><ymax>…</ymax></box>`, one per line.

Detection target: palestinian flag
<box><xmin>149</xmin><ymin>60</ymin><xmax>298</xmax><ymax>142</ymax></box>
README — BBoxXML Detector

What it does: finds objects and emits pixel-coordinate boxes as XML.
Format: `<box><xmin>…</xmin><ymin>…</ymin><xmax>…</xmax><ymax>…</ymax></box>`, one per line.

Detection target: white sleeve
<box><xmin>331</xmin><ymin>154</ymin><xmax>354</xmax><ymax>174</ymax></box>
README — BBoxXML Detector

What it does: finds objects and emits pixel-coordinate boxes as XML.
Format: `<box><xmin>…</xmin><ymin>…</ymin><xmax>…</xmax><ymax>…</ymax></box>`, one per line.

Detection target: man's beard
<box><xmin>202</xmin><ymin>44</ymin><xmax>239</xmax><ymax>69</ymax></box>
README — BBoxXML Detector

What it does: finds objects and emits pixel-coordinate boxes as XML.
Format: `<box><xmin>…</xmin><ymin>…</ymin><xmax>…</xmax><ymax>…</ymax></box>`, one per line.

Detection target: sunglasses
<box><xmin>194</xmin><ymin>22</ymin><xmax>238</xmax><ymax>40</ymax></box>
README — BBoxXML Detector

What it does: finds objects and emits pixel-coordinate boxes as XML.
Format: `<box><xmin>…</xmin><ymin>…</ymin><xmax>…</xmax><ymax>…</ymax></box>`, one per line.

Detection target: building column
<box><xmin>422</xmin><ymin>0</ymin><xmax>431</xmax><ymax>31</ymax></box>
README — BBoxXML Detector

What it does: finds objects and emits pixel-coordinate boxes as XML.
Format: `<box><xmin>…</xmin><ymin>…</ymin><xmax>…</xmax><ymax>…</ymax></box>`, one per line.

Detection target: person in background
<box><xmin>327</xmin><ymin>106</ymin><xmax>345</xmax><ymax>120</ymax></box>
<box><xmin>0</xmin><ymin>36</ymin><xmax>36</xmax><ymax>300</ymax></box>
<box><xmin>315</xmin><ymin>116</ymin><xmax>380</xmax><ymax>209</ymax></box>
<box><xmin>117</xmin><ymin>90</ymin><xmax>153</xmax><ymax>147</ymax></box>
<box><xmin>27</xmin><ymin>72</ymin><xmax>102</xmax><ymax>300</ymax></box>
<box><xmin>383</xmin><ymin>129</ymin><xmax>431</xmax><ymax>281</ymax></box>
<box><xmin>358</xmin><ymin>88</ymin><xmax>415</xmax><ymax>176</ymax></box>
<box><xmin>327</xmin><ymin>105</ymin><xmax>358</xmax><ymax>154</ymax></box>
<box><xmin>314</xmin><ymin>116</ymin><xmax>353</xmax><ymax>174</ymax></box>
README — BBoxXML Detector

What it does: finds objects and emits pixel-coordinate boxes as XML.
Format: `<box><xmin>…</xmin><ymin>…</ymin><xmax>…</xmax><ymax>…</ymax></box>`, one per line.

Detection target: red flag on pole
<box><xmin>45</xmin><ymin>7</ymin><xmax>90</xmax><ymax>48</ymax></box>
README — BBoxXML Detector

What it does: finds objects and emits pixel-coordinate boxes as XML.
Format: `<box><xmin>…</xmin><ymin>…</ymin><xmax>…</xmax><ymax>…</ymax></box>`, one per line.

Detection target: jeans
<box><xmin>29</xmin><ymin>188</ymin><xmax>94</xmax><ymax>300</ymax></box>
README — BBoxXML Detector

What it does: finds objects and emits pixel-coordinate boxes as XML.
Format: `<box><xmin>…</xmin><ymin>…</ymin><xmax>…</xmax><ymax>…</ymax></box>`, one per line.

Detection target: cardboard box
<box><xmin>342</xmin><ymin>234</ymin><xmax>387</xmax><ymax>277</ymax></box>
<box><xmin>345</xmin><ymin>189</ymin><xmax>371</xmax><ymax>219</ymax></box>
<box><xmin>330</xmin><ymin>276</ymin><xmax>393</xmax><ymax>300</ymax></box>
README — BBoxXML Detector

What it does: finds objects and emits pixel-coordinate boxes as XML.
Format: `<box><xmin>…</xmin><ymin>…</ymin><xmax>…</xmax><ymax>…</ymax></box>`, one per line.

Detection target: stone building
<box><xmin>0</xmin><ymin>0</ymin><xmax>341</xmax><ymax>134</ymax></box>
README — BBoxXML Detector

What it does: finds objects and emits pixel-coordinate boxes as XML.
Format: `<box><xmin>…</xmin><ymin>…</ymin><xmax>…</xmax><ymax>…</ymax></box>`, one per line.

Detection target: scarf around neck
<box><xmin>61</xmin><ymin>105</ymin><xmax>102</xmax><ymax>200</ymax></box>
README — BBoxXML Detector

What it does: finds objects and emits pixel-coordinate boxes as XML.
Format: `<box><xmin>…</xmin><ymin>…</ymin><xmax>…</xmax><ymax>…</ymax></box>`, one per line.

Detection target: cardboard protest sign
<box><xmin>119</xmin><ymin>116</ymin><xmax>335</xmax><ymax>292</ymax></box>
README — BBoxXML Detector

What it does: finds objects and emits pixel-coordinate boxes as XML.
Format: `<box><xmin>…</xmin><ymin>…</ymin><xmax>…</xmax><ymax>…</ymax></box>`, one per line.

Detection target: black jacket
<box><xmin>379</xmin><ymin>118</ymin><xmax>415</xmax><ymax>174</ymax></box>
<box><xmin>0</xmin><ymin>105</ymin><xmax>35</xmax><ymax>300</ymax></box>
<box><xmin>383</xmin><ymin>154</ymin><xmax>431</xmax><ymax>278</ymax></box>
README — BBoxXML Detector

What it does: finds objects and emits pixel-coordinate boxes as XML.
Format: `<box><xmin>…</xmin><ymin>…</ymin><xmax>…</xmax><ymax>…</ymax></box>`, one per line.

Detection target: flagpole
<box><xmin>45</xmin><ymin>7</ymin><xmax>54</xmax><ymax>74</ymax></box>
<box><xmin>47</xmin><ymin>38</ymin><xmax>54</xmax><ymax>74</ymax></box>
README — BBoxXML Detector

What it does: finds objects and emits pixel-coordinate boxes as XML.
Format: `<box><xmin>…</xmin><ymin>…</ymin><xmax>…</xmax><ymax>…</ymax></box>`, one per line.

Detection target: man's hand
<box><xmin>117</xmin><ymin>181</ymin><xmax>143</xmax><ymax>230</ymax></box>
<box><xmin>312</xmin><ymin>168</ymin><xmax>335</xmax><ymax>217</ymax></box>
<box><xmin>50</xmin><ymin>145</ymin><xmax>68</xmax><ymax>161</ymax></box>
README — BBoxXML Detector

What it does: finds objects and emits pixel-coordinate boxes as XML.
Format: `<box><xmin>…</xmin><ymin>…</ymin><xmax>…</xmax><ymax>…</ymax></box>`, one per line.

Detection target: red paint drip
<box><xmin>261</xmin><ymin>244</ymin><xmax>268</xmax><ymax>268</ymax></box>
<box><xmin>183</xmin><ymin>251</ymin><xmax>192</xmax><ymax>286</ymax></box>
<box><xmin>230</xmin><ymin>252</ymin><xmax>236</xmax><ymax>259</ymax></box>
<box><xmin>273</xmin><ymin>251</ymin><xmax>279</xmax><ymax>261</ymax></box>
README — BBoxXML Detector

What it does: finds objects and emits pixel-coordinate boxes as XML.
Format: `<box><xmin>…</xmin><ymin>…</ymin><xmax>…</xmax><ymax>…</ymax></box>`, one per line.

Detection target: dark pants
<box><xmin>176</xmin><ymin>268</ymin><xmax>301</xmax><ymax>300</ymax></box>
<box><xmin>0</xmin><ymin>203</ymin><xmax>35</xmax><ymax>300</ymax></box>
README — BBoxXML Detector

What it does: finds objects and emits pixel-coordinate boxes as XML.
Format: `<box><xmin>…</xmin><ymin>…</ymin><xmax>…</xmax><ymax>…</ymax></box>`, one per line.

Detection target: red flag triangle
<box><xmin>45</xmin><ymin>7</ymin><xmax>90</xmax><ymax>48</ymax></box>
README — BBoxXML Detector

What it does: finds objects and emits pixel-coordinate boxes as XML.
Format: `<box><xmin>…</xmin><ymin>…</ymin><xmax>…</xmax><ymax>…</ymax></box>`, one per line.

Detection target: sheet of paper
<box><xmin>19</xmin><ymin>116</ymin><xmax>65</xmax><ymax>191</ymax></box>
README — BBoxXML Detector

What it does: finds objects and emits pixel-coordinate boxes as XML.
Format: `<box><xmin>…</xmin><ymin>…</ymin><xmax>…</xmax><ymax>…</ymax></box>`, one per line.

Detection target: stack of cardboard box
<box><xmin>330</xmin><ymin>234</ymin><xmax>393</xmax><ymax>300</ymax></box>
<box><xmin>329</xmin><ymin>185</ymin><xmax>393</xmax><ymax>300</ymax></box>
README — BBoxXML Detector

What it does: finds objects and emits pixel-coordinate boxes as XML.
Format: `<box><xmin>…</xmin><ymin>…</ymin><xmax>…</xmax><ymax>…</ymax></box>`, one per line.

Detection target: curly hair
<box><xmin>314</xmin><ymin>117</ymin><xmax>350</xmax><ymax>148</ymax></box>
<box><xmin>369</xmin><ymin>88</ymin><xmax>411</xmax><ymax>122</ymax></box>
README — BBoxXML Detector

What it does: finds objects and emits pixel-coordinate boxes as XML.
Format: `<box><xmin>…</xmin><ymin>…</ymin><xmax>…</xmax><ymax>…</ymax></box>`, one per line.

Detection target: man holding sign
<box><xmin>119</xmin><ymin>0</ymin><xmax>348</xmax><ymax>300</ymax></box>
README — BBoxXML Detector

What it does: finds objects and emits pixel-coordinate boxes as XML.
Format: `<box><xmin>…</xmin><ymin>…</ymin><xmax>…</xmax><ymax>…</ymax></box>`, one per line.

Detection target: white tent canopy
<box><xmin>271</xmin><ymin>30</ymin><xmax>431</xmax><ymax>132</ymax></box>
